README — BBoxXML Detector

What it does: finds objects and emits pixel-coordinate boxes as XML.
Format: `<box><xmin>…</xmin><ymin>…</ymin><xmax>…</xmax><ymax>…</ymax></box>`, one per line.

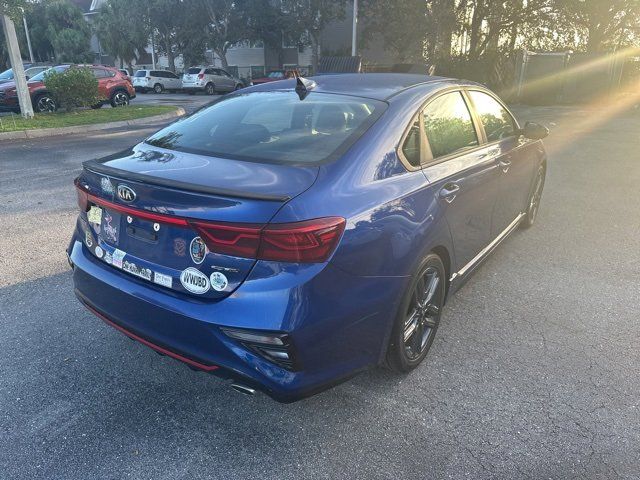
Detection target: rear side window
<box><xmin>423</xmin><ymin>92</ymin><xmax>479</xmax><ymax>159</ymax></box>
<box><xmin>468</xmin><ymin>91</ymin><xmax>517</xmax><ymax>142</ymax></box>
<box><xmin>134</xmin><ymin>70</ymin><xmax>147</xmax><ymax>77</ymax></box>
<box><xmin>401</xmin><ymin>119</ymin><xmax>422</xmax><ymax>167</ymax></box>
<box><xmin>92</xmin><ymin>68</ymin><xmax>111</xmax><ymax>78</ymax></box>
<box><xmin>187</xmin><ymin>68</ymin><xmax>201</xmax><ymax>74</ymax></box>
<box><xmin>146</xmin><ymin>91</ymin><xmax>386</xmax><ymax>165</ymax></box>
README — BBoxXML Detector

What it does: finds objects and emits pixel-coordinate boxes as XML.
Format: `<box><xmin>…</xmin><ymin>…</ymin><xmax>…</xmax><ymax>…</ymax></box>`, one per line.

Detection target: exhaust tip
<box><xmin>230</xmin><ymin>383</ymin><xmax>256</xmax><ymax>396</ymax></box>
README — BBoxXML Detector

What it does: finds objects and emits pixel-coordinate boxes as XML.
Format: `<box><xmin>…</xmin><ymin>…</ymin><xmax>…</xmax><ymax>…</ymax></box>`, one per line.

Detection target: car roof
<box><xmin>242</xmin><ymin>73</ymin><xmax>476</xmax><ymax>101</ymax></box>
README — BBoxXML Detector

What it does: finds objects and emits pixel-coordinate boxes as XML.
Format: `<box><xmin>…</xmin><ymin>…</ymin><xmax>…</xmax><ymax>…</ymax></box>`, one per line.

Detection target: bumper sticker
<box><xmin>87</xmin><ymin>206</ymin><xmax>103</xmax><ymax>225</ymax></box>
<box><xmin>102</xmin><ymin>211</ymin><xmax>121</xmax><ymax>244</ymax></box>
<box><xmin>122</xmin><ymin>260</ymin><xmax>152</xmax><ymax>281</ymax></box>
<box><xmin>100</xmin><ymin>177</ymin><xmax>114</xmax><ymax>195</ymax></box>
<box><xmin>210</xmin><ymin>272</ymin><xmax>228</xmax><ymax>292</ymax></box>
<box><xmin>190</xmin><ymin>237</ymin><xmax>207</xmax><ymax>264</ymax></box>
<box><xmin>112</xmin><ymin>249</ymin><xmax>126</xmax><ymax>269</ymax></box>
<box><xmin>153</xmin><ymin>272</ymin><xmax>173</xmax><ymax>289</ymax></box>
<box><xmin>180</xmin><ymin>268</ymin><xmax>210</xmax><ymax>294</ymax></box>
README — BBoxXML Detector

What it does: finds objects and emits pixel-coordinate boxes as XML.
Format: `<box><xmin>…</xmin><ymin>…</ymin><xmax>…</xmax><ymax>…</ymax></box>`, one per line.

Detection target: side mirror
<box><xmin>25</xmin><ymin>75</ymin><xmax>30</xmax><ymax>81</ymax></box>
<box><xmin>519</xmin><ymin>122</ymin><xmax>549</xmax><ymax>140</ymax></box>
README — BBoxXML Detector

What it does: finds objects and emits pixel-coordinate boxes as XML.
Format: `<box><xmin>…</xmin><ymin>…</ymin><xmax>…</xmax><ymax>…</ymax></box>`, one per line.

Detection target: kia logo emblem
<box><xmin>117</xmin><ymin>184</ymin><xmax>136</xmax><ymax>202</ymax></box>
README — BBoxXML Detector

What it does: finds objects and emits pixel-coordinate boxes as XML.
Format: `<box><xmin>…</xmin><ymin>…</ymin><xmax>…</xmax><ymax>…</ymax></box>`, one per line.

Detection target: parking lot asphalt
<box><xmin>1</xmin><ymin>103</ymin><xmax>639</xmax><ymax>480</ymax></box>
<box><xmin>128</xmin><ymin>91</ymin><xmax>214</xmax><ymax>113</ymax></box>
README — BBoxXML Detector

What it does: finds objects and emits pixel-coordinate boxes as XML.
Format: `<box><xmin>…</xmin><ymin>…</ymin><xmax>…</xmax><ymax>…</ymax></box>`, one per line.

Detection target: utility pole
<box><xmin>351</xmin><ymin>0</ymin><xmax>358</xmax><ymax>57</ymax></box>
<box><xmin>21</xmin><ymin>9</ymin><xmax>34</xmax><ymax>64</ymax></box>
<box><xmin>1</xmin><ymin>14</ymin><xmax>34</xmax><ymax>119</ymax></box>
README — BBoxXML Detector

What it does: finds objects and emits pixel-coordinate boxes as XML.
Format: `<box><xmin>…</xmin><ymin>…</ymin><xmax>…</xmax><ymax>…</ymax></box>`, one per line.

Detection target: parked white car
<box><xmin>132</xmin><ymin>70</ymin><xmax>182</xmax><ymax>93</ymax></box>
<box><xmin>181</xmin><ymin>67</ymin><xmax>243</xmax><ymax>95</ymax></box>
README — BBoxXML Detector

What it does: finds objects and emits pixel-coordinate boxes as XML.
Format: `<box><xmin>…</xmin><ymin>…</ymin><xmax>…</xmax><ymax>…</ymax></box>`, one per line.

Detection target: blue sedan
<box><xmin>68</xmin><ymin>74</ymin><xmax>548</xmax><ymax>402</ymax></box>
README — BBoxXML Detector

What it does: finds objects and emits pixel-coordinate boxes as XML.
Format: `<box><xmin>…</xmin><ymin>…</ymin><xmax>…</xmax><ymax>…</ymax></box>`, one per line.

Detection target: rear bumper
<box><xmin>181</xmin><ymin>83</ymin><xmax>205</xmax><ymax>91</ymax></box>
<box><xmin>68</xmin><ymin>234</ymin><xmax>405</xmax><ymax>401</ymax></box>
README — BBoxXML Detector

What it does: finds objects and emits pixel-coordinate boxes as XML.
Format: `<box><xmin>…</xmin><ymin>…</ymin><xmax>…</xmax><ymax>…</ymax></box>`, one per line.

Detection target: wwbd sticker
<box><xmin>180</xmin><ymin>268</ymin><xmax>210</xmax><ymax>294</ymax></box>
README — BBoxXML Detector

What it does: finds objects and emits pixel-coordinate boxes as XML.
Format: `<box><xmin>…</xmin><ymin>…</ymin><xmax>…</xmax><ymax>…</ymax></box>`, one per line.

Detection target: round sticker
<box><xmin>95</xmin><ymin>246</ymin><xmax>104</xmax><ymax>259</ymax></box>
<box><xmin>210</xmin><ymin>272</ymin><xmax>229</xmax><ymax>292</ymax></box>
<box><xmin>190</xmin><ymin>237</ymin><xmax>207</xmax><ymax>264</ymax></box>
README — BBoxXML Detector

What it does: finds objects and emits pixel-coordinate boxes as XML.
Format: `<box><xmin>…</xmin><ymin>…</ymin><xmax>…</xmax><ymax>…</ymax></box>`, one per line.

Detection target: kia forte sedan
<box><xmin>68</xmin><ymin>74</ymin><xmax>548</xmax><ymax>402</ymax></box>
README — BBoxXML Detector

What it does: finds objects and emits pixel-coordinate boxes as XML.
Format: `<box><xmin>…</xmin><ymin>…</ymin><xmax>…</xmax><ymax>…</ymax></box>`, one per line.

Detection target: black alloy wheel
<box><xmin>110</xmin><ymin>91</ymin><xmax>130</xmax><ymax>107</ymax></box>
<box><xmin>386</xmin><ymin>253</ymin><xmax>446</xmax><ymax>372</ymax></box>
<box><xmin>35</xmin><ymin>95</ymin><xmax>57</xmax><ymax>113</ymax></box>
<box><xmin>522</xmin><ymin>164</ymin><xmax>545</xmax><ymax>229</ymax></box>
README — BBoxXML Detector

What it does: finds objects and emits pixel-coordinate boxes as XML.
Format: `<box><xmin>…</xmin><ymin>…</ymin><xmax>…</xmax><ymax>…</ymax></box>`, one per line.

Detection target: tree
<box><xmin>281</xmin><ymin>0</ymin><xmax>346</xmax><ymax>72</ymax></box>
<box><xmin>195</xmin><ymin>0</ymin><xmax>246</xmax><ymax>69</ymax></box>
<box><xmin>147</xmin><ymin>0</ymin><xmax>182</xmax><ymax>72</ymax></box>
<box><xmin>94</xmin><ymin>0</ymin><xmax>149</xmax><ymax>70</ymax></box>
<box><xmin>21</xmin><ymin>0</ymin><xmax>92</xmax><ymax>63</ymax></box>
<box><xmin>554</xmin><ymin>0</ymin><xmax>640</xmax><ymax>52</ymax></box>
<box><xmin>0</xmin><ymin>0</ymin><xmax>28</xmax><ymax>19</ymax></box>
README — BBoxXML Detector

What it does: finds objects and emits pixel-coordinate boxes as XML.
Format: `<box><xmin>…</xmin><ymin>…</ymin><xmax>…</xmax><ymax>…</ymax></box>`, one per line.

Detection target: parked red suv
<box><xmin>0</xmin><ymin>64</ymin><xmax>135</xmax><ymax>113</ymax></box>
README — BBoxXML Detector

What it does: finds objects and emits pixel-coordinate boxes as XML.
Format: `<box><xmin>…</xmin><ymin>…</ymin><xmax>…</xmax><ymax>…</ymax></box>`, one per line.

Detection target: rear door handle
<box><xmin>439</xmin><ymin>183</ymin><xmax>460</xmax><ymax>203</ymax></box>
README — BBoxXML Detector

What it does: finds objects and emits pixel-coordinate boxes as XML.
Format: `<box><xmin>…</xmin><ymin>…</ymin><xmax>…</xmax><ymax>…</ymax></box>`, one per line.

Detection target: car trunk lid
<box><xmin>78</xmin><ymin>145</ymin><xmax>318</xmax><ymax>300</ymax></box>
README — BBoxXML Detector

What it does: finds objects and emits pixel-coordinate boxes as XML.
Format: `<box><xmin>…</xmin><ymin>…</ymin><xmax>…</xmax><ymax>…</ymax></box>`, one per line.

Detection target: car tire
<box><xmin>234</xmin><ymin>83</ymin><xmax>243</xmax><ymax>91</ymax></box>
<box><xmin>153</xmin><ymin>83</ymin><xmax>163</xmax><ymax>94</ymax></box>
<box><xmin>205</xmin><ymin>83</ymin><xmax>216</xmax><ymax>95</ymax></box>
<box><xmin>385</xmin><ymin>253</ymin><xmax>446</xmax><ymax>373</ymax></box>
<box><xmin>110</xmin><ymin>90</ymin><xmax>130</xmax><ymax>108</ymax></box>
<box><xmin>33</xmin><ymin>94</ymin><xmax>57</xmax><ymax>113</ymax></box>
<box><xmin>521</xmin><ymin>164</ymin><xmax>546</xmax><ymax>229</ymax></box>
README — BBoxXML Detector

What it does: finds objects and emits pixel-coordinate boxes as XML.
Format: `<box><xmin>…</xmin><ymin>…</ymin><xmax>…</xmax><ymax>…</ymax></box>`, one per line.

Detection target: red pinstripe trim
<box><xmin>86</xmin><ymin>193</ymin><xmax>190</xmax><ymax>227</ymax></box>
<box><xmin>83</xmin><ymin>303</ymin><xmax>219</xmax><ymax>372</ymax></box>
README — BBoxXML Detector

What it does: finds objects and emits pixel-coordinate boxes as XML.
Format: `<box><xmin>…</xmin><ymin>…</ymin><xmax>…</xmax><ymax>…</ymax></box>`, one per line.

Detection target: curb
<box><xmin>0</xmin><ymin>107</ymin><xmax>186</xmax><ymax>142</ymax></box>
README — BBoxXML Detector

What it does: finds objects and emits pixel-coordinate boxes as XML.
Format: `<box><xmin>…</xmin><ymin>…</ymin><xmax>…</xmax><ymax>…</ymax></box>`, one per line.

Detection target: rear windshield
<box><xmin>187</xmin><ymin>68</ymin><xmax>201</xmax><ymax>74</ymax></box>
<box><xmin>134</xmin><ymin>70</ymin><xmax>147</xmax><ymax>77</ymax></box>
<box><xmin>145</xmin><ymin>91</ymin><xmax>386</xmax><ymax>164</ymax></box>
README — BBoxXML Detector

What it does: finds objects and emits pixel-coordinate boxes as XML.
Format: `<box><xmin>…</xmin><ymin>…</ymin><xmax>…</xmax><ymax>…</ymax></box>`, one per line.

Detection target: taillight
<box><xmin>190</xmin><ymin>221</ymin><xmax>262</xmax><ymax>258</ymax></box>
<box><xmin>260</xmin><ymin>217</ymin><xmax>346</xmax><ymax>262</ymax></box>
<box><xmin>191</xmin><ymin>217</ymin><xmax>345</xmax><ymax>263</ymax></box>
<box><xmin>74</xmin><ymin>178</ymin><xmax>89</xmax><ymax>211</ymax></box>
<box><xmin>198</xmin><ymin>73</ymin><xmax>204</xmax><ymax>80</ymax></box>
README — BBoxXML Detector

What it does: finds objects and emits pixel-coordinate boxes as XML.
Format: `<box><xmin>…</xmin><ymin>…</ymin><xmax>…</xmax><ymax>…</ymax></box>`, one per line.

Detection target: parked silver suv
<box><xmin>181</xmin><ymin>67</ymin><xmax>243</xmax><ymax>95</ymax></box>
<box><xmin>133</xmin><ymin>70</ymin><xmax>182</xmax><ymax>93</ymax></box>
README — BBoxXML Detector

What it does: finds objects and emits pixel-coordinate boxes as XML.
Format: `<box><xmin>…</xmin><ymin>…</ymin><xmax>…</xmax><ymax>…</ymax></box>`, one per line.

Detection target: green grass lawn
<box><xmin>0</xmin><ymin>105</ymin><xmax>179</xmax><ymax>133</ymax></box>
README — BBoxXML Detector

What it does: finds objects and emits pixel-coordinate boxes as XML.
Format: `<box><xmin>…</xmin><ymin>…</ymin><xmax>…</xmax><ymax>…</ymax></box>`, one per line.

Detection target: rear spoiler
<box><xmin>82</xmin><ymin>158</ymin><xmax>291</xmax><ymax>202</ymax></box>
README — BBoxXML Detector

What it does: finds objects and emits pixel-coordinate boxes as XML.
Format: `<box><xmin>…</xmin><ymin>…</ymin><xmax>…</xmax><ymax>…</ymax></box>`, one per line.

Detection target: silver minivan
<box><xmin>132</xmin><ymin>70</ymin><xmax>182</xmax><ymax>93</ymax></box>
<box><xmin>181</xmin><ymin>67</ymin><xmax>243</xmax><ymax>95</ymax></box>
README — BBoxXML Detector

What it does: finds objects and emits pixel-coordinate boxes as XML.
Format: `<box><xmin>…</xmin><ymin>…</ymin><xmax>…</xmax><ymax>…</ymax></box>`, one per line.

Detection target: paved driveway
<box><xmin>0</xmin><ymin>105</ymin><xmax>638</xmax><ymax>479</ymax></box>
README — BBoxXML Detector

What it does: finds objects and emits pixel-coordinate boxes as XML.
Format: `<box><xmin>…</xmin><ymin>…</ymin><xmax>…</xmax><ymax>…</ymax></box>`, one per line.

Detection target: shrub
<box><xmin>43</xmin><ymin>67</ymin><xmax>101</xmax><ymax>111</ymax></box>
